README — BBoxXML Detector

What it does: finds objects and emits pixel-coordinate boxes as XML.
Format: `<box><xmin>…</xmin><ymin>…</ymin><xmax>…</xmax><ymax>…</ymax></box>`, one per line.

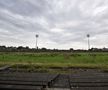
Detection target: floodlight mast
<box><xmin>35</xmin><ymin>34</ymin><xmax>39</xmax><ymax>49</ymax></box>
<box><xmin>87</xmin><ymin>34</ymin><xmax>90</xmax><ymax>50</ymax></box>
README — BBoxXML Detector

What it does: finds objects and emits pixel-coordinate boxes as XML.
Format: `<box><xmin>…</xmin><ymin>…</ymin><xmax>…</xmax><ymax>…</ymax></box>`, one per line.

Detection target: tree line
<box><xmin>0</xmin><ymin>45</ymin><xmax>108</xmax><ymax>52</ymax></box>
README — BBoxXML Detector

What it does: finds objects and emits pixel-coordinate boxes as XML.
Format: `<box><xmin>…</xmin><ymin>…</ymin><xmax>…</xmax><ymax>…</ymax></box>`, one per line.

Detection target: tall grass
<box><xmin>0</xmin><ymin>52</ymin><xmax>108</xmax><ymax>69</ymax></box>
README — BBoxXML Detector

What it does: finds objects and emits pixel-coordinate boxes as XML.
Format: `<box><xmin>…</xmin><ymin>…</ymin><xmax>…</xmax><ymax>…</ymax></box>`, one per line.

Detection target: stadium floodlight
<box><xmin>87</xmin><ymin>34</ymin><xmax>90</xmax><ymax>50</ymax></box>
<box><xmin>35</xmin><ymin>34</ymin><xmax>39</xmax><ymax>49</ymax></box>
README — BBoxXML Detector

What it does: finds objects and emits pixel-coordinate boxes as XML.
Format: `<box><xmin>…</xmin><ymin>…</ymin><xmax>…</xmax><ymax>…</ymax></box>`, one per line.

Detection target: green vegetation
<box><xmin>0</xmin><ymin>52</ymin><xmax>108</xmax><ymax>71</ymax></box>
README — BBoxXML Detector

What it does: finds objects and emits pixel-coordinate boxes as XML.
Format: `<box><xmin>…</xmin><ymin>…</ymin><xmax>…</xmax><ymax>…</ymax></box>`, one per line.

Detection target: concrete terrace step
<box><xmin>51</xmin><ymin>74</ymin><xmax>70</xmax><ymax>88</ymax></box>
<box><xmin>0</xmin><ymin>84</ymin><xmax>42</xmax><ymax>90</ymax></box>
<box><xmin>0</xmin><ymin>69</ymin><xmax>108</xmax><ymax>90</ymax></box>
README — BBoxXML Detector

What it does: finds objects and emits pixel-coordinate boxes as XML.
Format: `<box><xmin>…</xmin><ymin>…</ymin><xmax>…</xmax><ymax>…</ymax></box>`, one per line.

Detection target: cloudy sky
<box><xmin>0</xmin><ymin>0</ymin><xmax>108</xmax><ymax>49</ymax></box>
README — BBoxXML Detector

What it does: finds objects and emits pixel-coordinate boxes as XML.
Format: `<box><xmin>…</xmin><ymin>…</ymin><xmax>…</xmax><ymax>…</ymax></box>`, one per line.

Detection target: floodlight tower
<box><xmin>35</xmin><ymin>34</ymin><xmax>39</xmax><ymax>49</ymax></box>
<box><xmin>87</xmin><ymin>34</ymin><xmax>90</xmax><ymax>50</ymax></box>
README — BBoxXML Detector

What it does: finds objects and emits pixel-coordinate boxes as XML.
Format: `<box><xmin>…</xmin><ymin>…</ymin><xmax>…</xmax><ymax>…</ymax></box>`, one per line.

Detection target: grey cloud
<box><xmin>0</xmin><ymin>0</ymin><xmax>49</xmax><ymax>16</ymax></box>
<box><xmin>0</xmin><ymin>0</ymin><xmax>108</xmax><ymax>49</ymax></box>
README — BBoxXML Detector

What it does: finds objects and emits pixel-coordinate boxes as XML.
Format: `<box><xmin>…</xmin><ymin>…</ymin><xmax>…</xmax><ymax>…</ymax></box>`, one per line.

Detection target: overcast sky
<box><xmin>0</xmin><ymin>0</ymin><xmax>108</xmax><ymax>49</ymax></box>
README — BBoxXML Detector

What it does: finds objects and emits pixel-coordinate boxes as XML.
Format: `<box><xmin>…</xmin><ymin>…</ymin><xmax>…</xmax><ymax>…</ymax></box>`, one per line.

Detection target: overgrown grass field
<box><xmin>0</xmin><ymin>52</ymin><xmax>108</xmax><ymax>70</ymax></box>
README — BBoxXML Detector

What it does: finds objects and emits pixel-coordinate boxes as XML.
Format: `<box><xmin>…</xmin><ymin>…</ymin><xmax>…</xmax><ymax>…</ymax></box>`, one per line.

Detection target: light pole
<box><xmin>87</xmin><ymin>34</ymin><xmax>90</xmax><ymax>50</ymax></box>
<box><xmin>35</xmin><ymin>34</ymin><xmax>39</xmax><ymax>49</ymax></box>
